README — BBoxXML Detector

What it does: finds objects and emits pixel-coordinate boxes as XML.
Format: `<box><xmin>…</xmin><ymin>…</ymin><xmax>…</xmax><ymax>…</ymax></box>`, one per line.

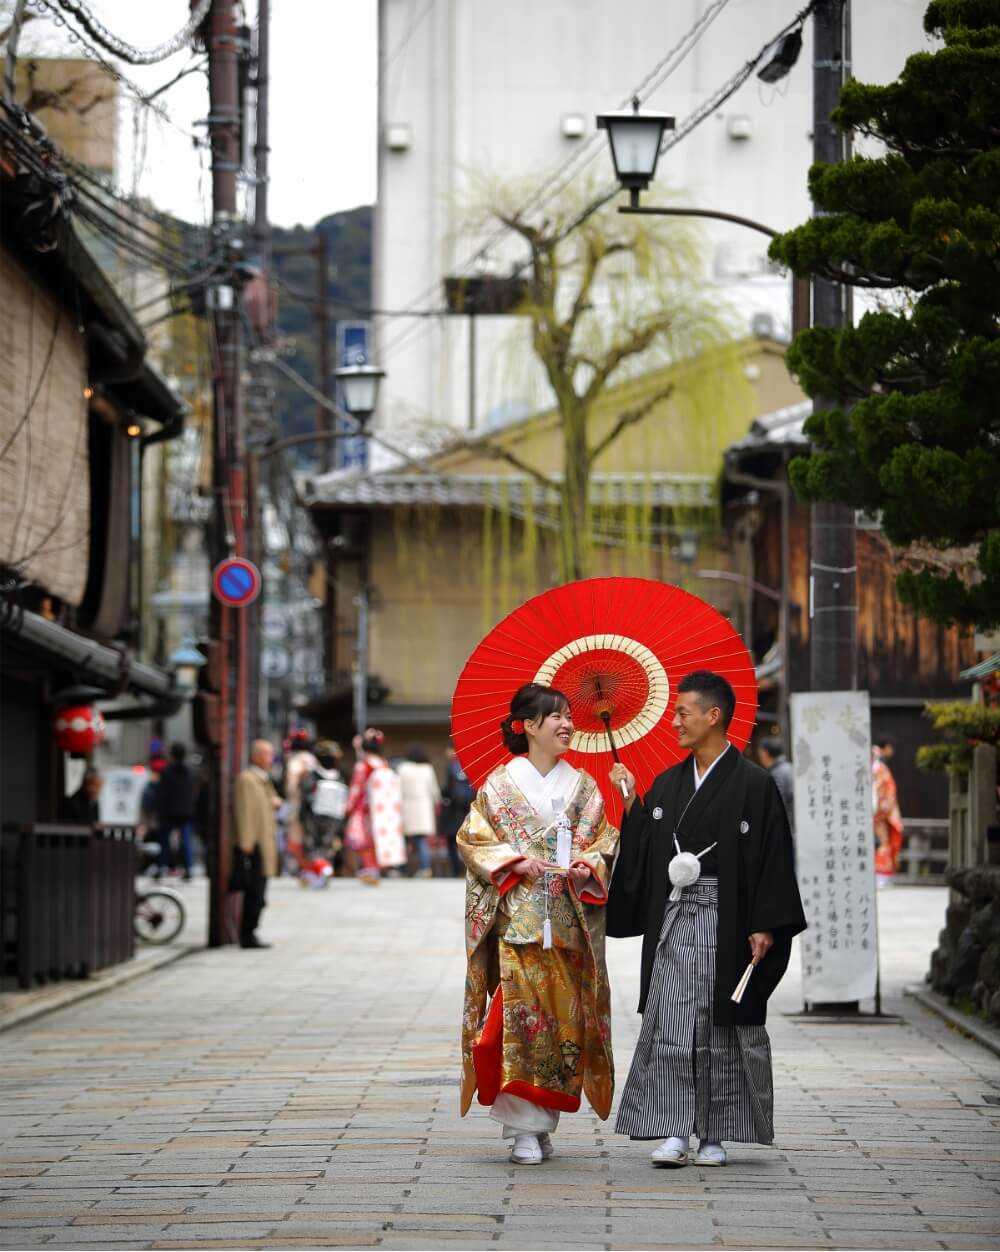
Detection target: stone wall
<box><xmin>929</xmin><ymin>866</ymin><xmax>1000</xmax><ymax>1025</ymax></box>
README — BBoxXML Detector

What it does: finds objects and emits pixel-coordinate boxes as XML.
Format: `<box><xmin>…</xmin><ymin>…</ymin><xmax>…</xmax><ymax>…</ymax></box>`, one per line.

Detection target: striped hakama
<box><xmin>615</xmin><ymin>878</ymin><xmax>774</xmax><ymax>1143</ymax></box>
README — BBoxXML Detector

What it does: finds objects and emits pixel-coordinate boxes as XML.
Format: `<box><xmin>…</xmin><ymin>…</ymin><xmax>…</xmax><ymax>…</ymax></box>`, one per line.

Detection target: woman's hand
<box><xmin>748</xmin><ymin>931</ymin><xmax>774</xmax><ymax>964</ymax></box>
<box><xmin>568</xmin><ymin>864</ymin><xmax>593</xmax><ymax>889</ymax></box>
<box><xmin>512</xmin><ymin>856</ymin><xmax>553</xmax><ymax>880</ymax></box>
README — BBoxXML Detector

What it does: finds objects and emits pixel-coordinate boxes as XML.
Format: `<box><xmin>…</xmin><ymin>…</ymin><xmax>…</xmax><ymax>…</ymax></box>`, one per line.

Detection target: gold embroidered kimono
<box><xmin>458</xmin><ymin>765</ymin><xmax>619</xmax><ymax>1120</ymax></box>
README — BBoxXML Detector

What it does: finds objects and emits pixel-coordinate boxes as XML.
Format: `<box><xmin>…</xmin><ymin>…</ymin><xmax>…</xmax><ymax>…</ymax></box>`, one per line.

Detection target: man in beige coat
<box><xmin>233</xmin><ymin>739</ymin><xmax>280</xmax><ymax>949</ymax></box>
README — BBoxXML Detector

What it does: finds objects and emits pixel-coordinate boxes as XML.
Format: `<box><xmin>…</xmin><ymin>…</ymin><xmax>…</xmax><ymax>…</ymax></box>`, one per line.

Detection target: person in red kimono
<box><xmin>344</xmin><ymin>729</ymin><xmax>406</xmax><ymax>884</ymax></box>
<box><xmin>873</xmin><ymin>734</ymin><xmax>904</xmax><ymax>888</ymax></box>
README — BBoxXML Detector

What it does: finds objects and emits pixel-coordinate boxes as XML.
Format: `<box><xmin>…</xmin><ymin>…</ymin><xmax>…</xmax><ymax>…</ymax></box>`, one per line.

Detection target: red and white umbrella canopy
<box><xmin>451</xmin><ymin>577</ymin><xmax>757</xmax><ymax>823</ymax></box>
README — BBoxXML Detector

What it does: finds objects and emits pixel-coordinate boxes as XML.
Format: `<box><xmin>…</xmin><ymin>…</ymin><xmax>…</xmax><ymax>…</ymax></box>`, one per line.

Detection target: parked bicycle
<box><xmin>134</xmin><ymin>842</ymin><xmax>187</xmax><ymax>944</ymax></box>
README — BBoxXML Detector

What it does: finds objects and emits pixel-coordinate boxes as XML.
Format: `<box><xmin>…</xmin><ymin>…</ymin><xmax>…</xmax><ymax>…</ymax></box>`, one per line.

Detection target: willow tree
<box><xmin>466</xmin><ymin>183</ymin><xmax>733</xmax><ymax>583</ymax></box>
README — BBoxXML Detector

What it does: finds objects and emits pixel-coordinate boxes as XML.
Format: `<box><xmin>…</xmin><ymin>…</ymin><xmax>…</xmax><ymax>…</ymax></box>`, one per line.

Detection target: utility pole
<box><xmin>205</xmin><ymin>0</ymin><xmax>246</xmax><ymax>947</ymax></box>
<box><xmin>809</xmin><ymin>0</ymin><xmax>857</xmax><ymax>694</ymax></box>
<box><xmin>314</xmin><ymin>231</ymin><xmax>332</xmax><ymax>468</ymax></box>
<box><xmin>808</xmin><ymin>0</ymin><xmax>861</xmax><ymax>1017</ymax></box>
<box><xmin>246</xmin><ymin>0</ymin><xmax>271</xmax><ymax>742</ymax></box>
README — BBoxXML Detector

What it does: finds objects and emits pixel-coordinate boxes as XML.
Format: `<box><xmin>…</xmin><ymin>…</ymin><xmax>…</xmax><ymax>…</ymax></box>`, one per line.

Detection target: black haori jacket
<box><xmin>607</xmin><ymin>748</ymin><xmax>807</xmax><ymax>1027</ymax></box>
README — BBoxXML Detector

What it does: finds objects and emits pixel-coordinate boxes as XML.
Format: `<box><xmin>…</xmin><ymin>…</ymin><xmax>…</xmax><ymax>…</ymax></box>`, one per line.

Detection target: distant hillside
<box><xmin>270</xmin><ymin>205</ymin><xmax>372</xmax><ymax>448</ymax></box>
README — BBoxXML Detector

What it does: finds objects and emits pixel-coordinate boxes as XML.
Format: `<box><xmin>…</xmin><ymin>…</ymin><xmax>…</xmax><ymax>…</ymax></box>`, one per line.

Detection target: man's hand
<box><xmin>609</xmin><ymin>764</ymin><xmax>637</xmax><ymax>812</ymax></box>
<box><xmin>748</xmin><ymin>931</ymin><xmax>774</xmax><ymax>964</ymax></box>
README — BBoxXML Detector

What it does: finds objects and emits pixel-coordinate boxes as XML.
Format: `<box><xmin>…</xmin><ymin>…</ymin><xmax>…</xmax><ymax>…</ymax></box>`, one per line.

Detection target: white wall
<box><xmin>374</xmin><ymin>0</ymin><xmax>930</xmax><ymax>449</ymax></box>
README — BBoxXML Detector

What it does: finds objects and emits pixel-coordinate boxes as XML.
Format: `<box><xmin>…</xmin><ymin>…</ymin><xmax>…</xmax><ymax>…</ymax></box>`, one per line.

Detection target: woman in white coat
<box><xmin>397</xmin><ymin>744</ymin><xmax>441</xmax><ymax>878</ymax></box>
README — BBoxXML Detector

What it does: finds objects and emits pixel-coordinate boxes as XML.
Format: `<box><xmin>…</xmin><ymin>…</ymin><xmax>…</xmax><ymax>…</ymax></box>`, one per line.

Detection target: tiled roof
<box><xmin>726</xmin><ymin>400</ymin><xmax>812</xmax><ymax>453</ymax></box>
<box><xmin>307</xmin><ymin>472</ymin><xmax>715</xmax><ymax>509</ymax></box>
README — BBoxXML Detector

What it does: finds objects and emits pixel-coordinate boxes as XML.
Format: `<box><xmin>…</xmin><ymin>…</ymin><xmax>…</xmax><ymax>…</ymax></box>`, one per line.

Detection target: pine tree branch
<box><xmin>588</xmin><ymin>383</ymin><xmax>675</xmax><ymax>467</ymax></box>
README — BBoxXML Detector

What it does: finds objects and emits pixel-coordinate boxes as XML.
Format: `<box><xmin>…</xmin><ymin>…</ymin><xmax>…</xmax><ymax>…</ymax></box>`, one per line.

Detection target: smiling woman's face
<box><xmin>526</xmin><ymin>703</ymin><xmax>574</xmax><ymax>757</ymax></box>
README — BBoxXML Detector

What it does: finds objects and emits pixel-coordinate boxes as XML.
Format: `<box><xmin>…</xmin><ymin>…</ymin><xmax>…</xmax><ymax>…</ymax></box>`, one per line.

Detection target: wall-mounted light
<box><xmin>561</xmin><ymin>113</ymin><xmax>586</xmax><ymax>140</ymax></box>
<box><xmin>727</xmin><ymin>114</ymin><xmax>752</xmax><ymax>141</ymax></box>
<box><xmin>126</xmin><ymin>422</ymin><xmax>143</xmax><ymax>438</ymax></box>
<box><xmin>385</xmin><ymin>122</ymin><xmax>412</xmax><ymax>151</ymax></box>
<box><xmin>83</xmin><ymin>386</ymin><xmax>94</xmax><ymax>399</ymax></box>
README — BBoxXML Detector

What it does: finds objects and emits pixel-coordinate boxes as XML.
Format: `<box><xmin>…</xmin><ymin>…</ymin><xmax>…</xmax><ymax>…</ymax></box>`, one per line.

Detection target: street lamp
<box><xmin>335</xmin><ymin>362</ymin><xmax>384</xmax><ymax>422</ymax></box>
<box><xmin>331</xmin><ymin>360</ymin><xmax>384</xmax><ymax>738</ymax></box>
<box><xmin>596</xmin><ymin>96</ymin><xmax>675</xmax><ymax>209</ymax></box>
<box><xmin>168</xmin><ymin>642</ymin><xmax>206</xmax><ymax>696</ymax></box>
<box><xmin>596</xmin><ymin>100</ymin><xmax>809</xmax><ymax>336</ymax></box>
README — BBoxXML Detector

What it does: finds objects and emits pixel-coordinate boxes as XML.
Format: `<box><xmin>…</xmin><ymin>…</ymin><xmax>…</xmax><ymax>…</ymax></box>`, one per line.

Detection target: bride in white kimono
<box><xmin>457</xmin><ymin>683</ymin><xmax>619</xmax><ymax>1165</ymax></box>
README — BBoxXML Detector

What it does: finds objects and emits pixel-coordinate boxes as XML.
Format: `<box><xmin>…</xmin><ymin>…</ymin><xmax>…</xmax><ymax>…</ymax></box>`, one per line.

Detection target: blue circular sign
<box><xmin>212</xmin><ymin>558</ymin><xmax>262</xmax><ymax>607</ymax></box>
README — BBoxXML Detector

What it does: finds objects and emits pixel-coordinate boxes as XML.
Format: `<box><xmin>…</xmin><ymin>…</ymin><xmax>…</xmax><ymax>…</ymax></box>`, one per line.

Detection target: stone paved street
<box><xmin>1</xmin><ymin>880</ymin><xmax>998</xmax><ymax>1251</ymax></box>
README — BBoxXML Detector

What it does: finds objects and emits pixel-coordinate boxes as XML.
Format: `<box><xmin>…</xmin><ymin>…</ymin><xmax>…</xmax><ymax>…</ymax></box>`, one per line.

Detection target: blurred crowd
<box><xmin>280</xmin><ymin>728</ymin><xmax>476</xmax><ymax>886</ymax></box>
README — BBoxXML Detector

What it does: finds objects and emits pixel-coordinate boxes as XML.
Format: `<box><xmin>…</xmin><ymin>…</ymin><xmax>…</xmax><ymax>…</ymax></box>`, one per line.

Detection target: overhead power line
<box><xmin>33</xmin><ymin>0</ymin><xmax>212</xmax><ymax>66</ymax></box>
<box><xmin>23</xmin><ymin>0</ymin><xmax>208</xmax><ymax>144</ymax></box>
<box><xmin>378</xmin><ymin>0</ymin><xmax>734</xmax><ymax>361</ymax></box>
<box><xmin>381</xmin><ymin>0</ymin><xmax>817</xmax><ymax>366</ymax></box>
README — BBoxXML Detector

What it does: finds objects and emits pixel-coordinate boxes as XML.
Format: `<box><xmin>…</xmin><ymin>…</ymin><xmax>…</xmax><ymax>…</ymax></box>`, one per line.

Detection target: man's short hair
<box><xmin>760</xmin><ymin>736</ymin><xmax>785</xmax><ymax>759</ymax></box>
<box><xmin>677</xmin><ymin>670</ymin><xmax>737</xmax><ymax>730</ymax></box>
<box><xmin>874</xmin><ymin>733</ymin><xmax>896</xmax><ymax>750</ymax></box>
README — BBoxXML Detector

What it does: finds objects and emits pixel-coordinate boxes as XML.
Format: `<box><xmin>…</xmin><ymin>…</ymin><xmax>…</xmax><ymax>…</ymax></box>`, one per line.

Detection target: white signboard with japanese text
<box><xmin>98</xmin><ymin>766</ymin><xmax>148</xmax><ymax>827</ymax></box>
<box><xmin>790</xmin><ymin>691</ymin><xmax>878</xmax><ymax>1004</ymax></box>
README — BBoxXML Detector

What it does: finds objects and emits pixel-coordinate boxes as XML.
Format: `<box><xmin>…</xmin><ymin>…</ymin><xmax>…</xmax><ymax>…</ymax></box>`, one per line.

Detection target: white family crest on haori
<box><xmin>652</xmin><ymin>806</ymin><xmax>663</xmax><ymax>821</ymax></box>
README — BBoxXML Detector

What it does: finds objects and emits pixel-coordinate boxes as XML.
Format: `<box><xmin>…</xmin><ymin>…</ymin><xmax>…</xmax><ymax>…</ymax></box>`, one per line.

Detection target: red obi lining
<box><xmin>472</xmin><ymin>988</ymin><xmax>582</xmax><ymax>1113</ymax></box>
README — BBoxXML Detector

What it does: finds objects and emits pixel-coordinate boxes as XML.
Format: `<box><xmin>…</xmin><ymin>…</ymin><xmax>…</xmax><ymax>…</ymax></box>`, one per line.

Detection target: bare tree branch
<box><xmin>476</xmin><ymin>439</ymin><xmax>555</xmax><ymax>490</ymax></box>
<box><xmin>588</xmin><ymin>382</ymin><xmax>675</xmax><ymax>466</ymax></box>
<box><xmin>582</xmin><ymin>316</ymin><xmax>673</xmax><ymax>409</ymax></box>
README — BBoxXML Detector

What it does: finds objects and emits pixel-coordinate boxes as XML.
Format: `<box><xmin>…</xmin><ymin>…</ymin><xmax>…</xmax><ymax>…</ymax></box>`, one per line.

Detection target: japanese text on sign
<box><xmin>790</xmin><ymin>691</ymin><xmax>878</xmax><ymax>1004</ymax></box>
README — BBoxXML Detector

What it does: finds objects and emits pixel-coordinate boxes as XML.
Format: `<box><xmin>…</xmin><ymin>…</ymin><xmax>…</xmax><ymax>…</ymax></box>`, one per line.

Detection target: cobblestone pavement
<box><xmin>1</xmin><ymin>880</ymin><xmax>998</xmax><ymax>1251</ymax></box>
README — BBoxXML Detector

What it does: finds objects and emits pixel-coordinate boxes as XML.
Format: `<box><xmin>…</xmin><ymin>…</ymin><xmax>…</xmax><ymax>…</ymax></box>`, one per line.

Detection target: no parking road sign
<box><xmin>212</xmin><ymin>558</ymin><xmax>262</xmax><ymax>607</ymax></box>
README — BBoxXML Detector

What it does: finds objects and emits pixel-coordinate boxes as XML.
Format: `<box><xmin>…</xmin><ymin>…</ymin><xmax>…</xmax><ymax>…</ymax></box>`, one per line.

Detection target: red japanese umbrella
<box><xmin>451</xmin><ymin>577</ymin><xmax>757</xmax><ymax>824</ymax></box>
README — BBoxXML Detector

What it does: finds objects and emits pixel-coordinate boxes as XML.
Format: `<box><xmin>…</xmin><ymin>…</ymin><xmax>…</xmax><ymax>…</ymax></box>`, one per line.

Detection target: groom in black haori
<box><xmin>608</xmin><ymin>670</ymin><xmax>805</xmax><ymax>1167</ymax></box>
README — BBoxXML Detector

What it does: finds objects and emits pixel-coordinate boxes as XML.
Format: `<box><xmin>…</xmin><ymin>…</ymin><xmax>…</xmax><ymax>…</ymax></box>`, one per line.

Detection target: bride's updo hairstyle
<box><xmin>501</xmin><ymin>683</ymin><xmax>571</xmax><ymax>754</ymax></box>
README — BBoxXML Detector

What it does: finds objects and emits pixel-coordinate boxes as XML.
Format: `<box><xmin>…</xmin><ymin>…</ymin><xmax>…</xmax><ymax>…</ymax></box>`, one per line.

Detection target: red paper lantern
<box><xmin>53</xmin><ymin>705</ymin><xmax>107</xmax><ymax>755</ymax></box>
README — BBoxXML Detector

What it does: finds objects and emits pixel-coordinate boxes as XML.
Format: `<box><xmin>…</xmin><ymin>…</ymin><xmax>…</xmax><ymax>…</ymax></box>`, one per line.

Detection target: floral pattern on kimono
<box><xmin>368</xmin><ymin>763</ymin><xmax>406</xmax><ymax>869</ymax></box>
<box><xmin>457</xmin><ymin>764</ymin><xmax>619</xmax><ymax>1119</ymax></box>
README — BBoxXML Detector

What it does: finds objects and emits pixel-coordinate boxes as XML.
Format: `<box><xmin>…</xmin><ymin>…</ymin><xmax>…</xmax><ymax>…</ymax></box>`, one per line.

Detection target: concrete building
<box><xmin>374</xmin><ymin>0</ymin><xmax>929</xmax><ymax>446</ymax></box>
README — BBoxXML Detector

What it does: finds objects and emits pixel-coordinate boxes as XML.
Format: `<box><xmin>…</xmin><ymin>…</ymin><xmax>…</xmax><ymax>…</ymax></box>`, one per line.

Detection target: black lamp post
<box><xmin>596</xmin><ymin>96</ymin><xmax>675</xmax><ymax>210</ymax></box>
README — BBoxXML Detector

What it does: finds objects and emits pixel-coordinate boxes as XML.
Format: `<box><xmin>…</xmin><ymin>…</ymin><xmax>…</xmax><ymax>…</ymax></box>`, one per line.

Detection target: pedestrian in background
<box><xmin>232</xmin><ymin>739</ymin><xmax>280</xmax><ymax>948</ymax></box>
<box><xmin>301</xmin><ymin>740</ymin><xmax>347</xmax><ymax>866</ymax></box>
<box><xmin>873</xmin><ymin>733</ymin><xmax>904</xmax><ymax>888</ymax></box>
<box><xmin>63</xmin><ymin>767</ymin><xmax>102</xmax><ymax>825</ymax></box>
<box><xmin>397</xmin><ymin>742</ymin><xmax>441</xmax><ymax>878</ymax></box>
<box><xmin>158</xmin><ymin>743</ymin><xmax>197</xmax><ymax>879</ymax></box>
<box><xmin>283</xmin><ymin>729</ymin><xmax>319</xmax><ymax>869</ymax></box>
<box><xmin>139</xmin><ymin>757</ymin><xmax>165</xmax><ymax>876</ymax></box>
<box><xmin>344</xmin><ymin>729</ymin><xmax>406</xmax><ymax>884</ymax></box>
<box><xmin>757</xmin><ymin>736</ymin><xmax>795</xmax><ymax>836</ymax></box>
<box><xmin>440</xmin><ymin>738</ymin><xmax>475</xmax><ymax>877</ymax></box>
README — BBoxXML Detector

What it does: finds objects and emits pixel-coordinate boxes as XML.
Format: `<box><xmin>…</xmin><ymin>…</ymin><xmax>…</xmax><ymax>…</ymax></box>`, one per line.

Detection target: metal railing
<box><xmin>1</xmin><ymin>823</ymin><xmax>137</xmax><ymax>989</ymax></box>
